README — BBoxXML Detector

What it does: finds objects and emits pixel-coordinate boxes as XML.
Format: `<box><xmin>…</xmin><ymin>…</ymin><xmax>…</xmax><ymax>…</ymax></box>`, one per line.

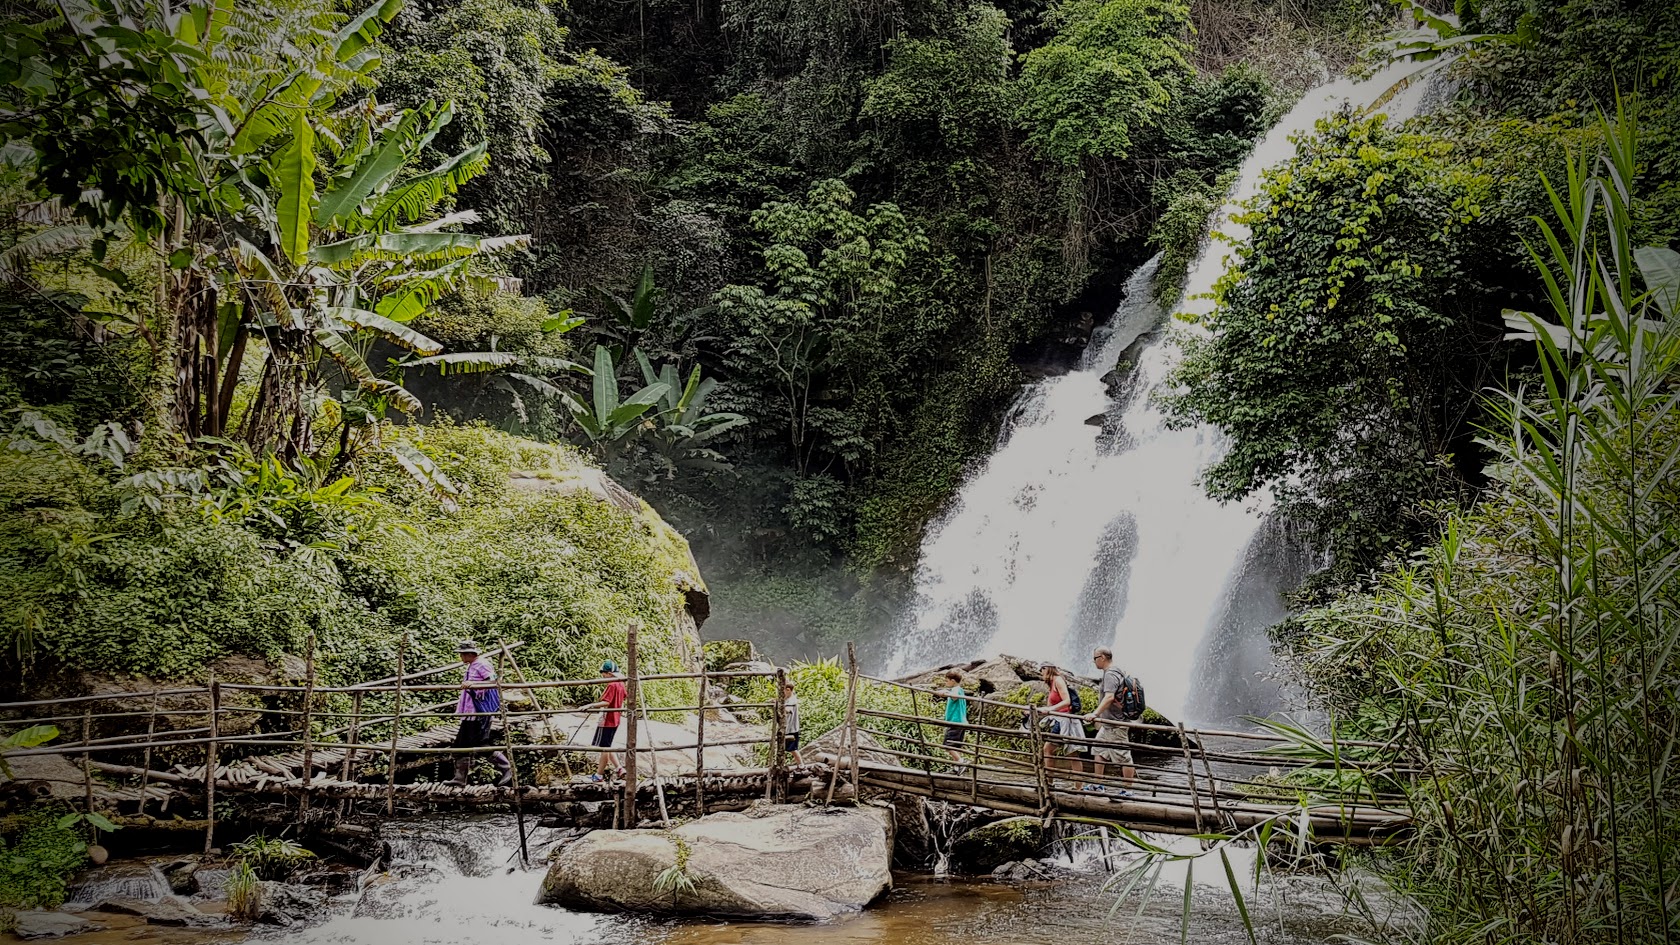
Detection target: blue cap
<box><xmin>601</xmin><ymin>660</ymin><xmax>617</xmax><ymax>673</ymax></box>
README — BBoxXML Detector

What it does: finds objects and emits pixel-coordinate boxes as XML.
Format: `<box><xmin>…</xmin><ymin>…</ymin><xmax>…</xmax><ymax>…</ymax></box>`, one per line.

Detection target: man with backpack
<box><xmin>1086</xmin><ymin>647</ymin><xmax>1141</xmax><ymax>795</ymax></box>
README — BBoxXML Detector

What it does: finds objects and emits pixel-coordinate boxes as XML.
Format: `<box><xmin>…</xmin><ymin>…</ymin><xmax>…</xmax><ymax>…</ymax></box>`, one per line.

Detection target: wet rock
<box><xmin>90</xmin><ymin>896</ymin><xmax>220</xmax><ymax>927</ymax></box>
<box><xmin>162</xmin><ymin>859</ymin><xmax>199</xmax><ymax>895</ymax></box>
<box><xmin>950</xmin><ymin>817</ymin><xmax>1046</xmax><ymax>874</ymax></box>
<box><xmin>539</xmin><ymin>803</ymin><xmax>894</xmax><ymax>920</ymax></box>
<box><xmin>11</xmin><ymin>911</ymin><xmax>103</xmax><ymax>939</ymax></box>
<box><xmin>990</xmin><ymin>857</ymin><xmax>1058</xmax><ymax>882</ymax></box>
<box><xmin>256</xmin><ymin>881</ymin><xmax>328</xmax><ymax>926</ymax></box>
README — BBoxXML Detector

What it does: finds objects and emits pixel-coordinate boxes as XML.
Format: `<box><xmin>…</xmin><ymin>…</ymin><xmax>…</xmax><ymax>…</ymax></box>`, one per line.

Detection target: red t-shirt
<box><xmin>600</xmin><ymin>679</ymin><xmax>627</xmax><ymax>727</ymax></box>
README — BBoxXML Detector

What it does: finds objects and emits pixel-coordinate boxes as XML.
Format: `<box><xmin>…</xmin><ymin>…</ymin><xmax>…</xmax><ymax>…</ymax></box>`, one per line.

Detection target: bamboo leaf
<box><xmin>1219</xmin><ymin>848</ymin><xmax>1256</xmax><ymax>945</ymax></box>
<box><xmin>1635</xmin><ymin>246</ymin><xmax>1679</xmax><ymax>318</ymax></box>
<box><xmin>1180</xmin><ymin>859</ymin><xmax>1193</xmax><ymax>945</ymax></box>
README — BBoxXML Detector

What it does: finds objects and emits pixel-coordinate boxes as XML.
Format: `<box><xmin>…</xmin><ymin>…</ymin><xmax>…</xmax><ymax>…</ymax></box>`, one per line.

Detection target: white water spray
<box><xmin>889</xmin><ymin>60</ymin><xmax>1438</xmax><ymax>725</ymax></box>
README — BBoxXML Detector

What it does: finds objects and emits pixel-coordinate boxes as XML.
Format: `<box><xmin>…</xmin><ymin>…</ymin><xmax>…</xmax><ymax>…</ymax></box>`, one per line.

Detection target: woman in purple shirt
<box><xmin>445</xmin><ymin>641</ymin><xmax>513</xmax><ymax>787</ymax></box>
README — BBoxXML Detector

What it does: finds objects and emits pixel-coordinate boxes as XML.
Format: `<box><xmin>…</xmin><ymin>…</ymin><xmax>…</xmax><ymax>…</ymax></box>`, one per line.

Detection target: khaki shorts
<box><xmin>1095</xmin><ymin>723</ymin><xmax>1133</xmax><ymax>765</ymax></box>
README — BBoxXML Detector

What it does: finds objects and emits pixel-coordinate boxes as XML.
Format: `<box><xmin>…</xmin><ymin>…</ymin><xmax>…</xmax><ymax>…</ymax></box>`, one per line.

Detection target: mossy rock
<box><xmin>703</xmin><ymin>640</ymin><xmax>757</xmax><ymax>673</ymax></box>
<box><xmin>949</xmin><ymin>817</ymin><xmax>1045</xmax><ymax>874</ymax></box>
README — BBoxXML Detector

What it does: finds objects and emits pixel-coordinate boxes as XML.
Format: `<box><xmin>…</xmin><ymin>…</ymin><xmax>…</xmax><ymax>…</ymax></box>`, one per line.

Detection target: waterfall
<box><xmin>889</xmin><ymin>59</ymin><xmax>1439</xmax><ymax>726</ymax></box>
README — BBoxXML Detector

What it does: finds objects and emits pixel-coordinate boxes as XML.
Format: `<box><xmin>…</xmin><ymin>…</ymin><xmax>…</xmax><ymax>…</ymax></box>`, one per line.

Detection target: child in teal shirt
<box><xmin>938</xmin><ymin>671</ymin><xmax>969</xmax><ymax>763</ymax></box>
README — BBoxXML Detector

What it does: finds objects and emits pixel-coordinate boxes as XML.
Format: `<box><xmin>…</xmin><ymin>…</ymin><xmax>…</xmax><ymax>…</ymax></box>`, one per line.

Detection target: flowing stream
<box><xmin>888</xmin><ymin>59</ymin><xmax>1438</xmax><ymax>726</ymax></box>
<box><xmin>143</xmin><ymin>815</ymin><xmax>1385</xmax><ymax>945</ymax></box>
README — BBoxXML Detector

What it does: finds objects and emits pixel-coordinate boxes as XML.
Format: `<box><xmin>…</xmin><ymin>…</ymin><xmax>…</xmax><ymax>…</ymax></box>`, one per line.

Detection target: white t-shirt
<box><xmin>784</xmin><ymin>694</ymin><xmax>801</xmax><ymax>734</ymax></box>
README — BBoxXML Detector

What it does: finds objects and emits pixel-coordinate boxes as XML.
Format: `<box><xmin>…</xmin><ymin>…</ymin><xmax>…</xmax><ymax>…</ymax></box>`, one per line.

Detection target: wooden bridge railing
<box><xmin>1</xmin><ymin>637</ymin><xmax>1412</xmax><ymax>849</ymax></box>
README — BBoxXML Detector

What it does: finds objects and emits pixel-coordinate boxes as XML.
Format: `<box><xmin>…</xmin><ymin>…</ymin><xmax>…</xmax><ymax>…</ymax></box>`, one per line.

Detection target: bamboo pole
<box><xmin>299</xmin><ymin>635</ymin><xmax>318</xmax><ymax>813</ymax></box>
<box><xmin>768</xmin><ymin>667</ymin><xmax>787</xmax><ymax>803</ymax></box>
<box><xmin>80</xmin><ymin>710</ymin><xmax>94</xmax><ymax>832</ymax></box>
<box><xmin>1028</xmin><ymin>705</ymin><xmax>1050</xmax><ymax>817</ymax></box>
<box><xmin>496</xmin><ymin>645</ymin><xmax>530</xmax><ymax>866</ymax></box>
<box><xmin>204</xmin><ymin>677</ymin><xmax>219</xmax><ymax>855</ymax></box>
<box><xmin>137</xmin><ymin>692</ymin><xmax>159</xmax><ymax>814</ymax></box>
<box><xmin>640</xmin><ymin>700</ymin><xmax>671</xmax><ymax>829</ymax></box>
<box><xmin>502</xmin><ymin>644</ymin><xmax>570</xmax><ymax>783</ymax></box>
<box><xmin>1178</xmin><ymin>722</ymin><xmax>1206</xmax><ymax>838</ymax></box>
<box><xmin>695</xmin><ymin>665</ymin><xmax>707</xmax><ymax>812</ymax></box>
<box><xmin>846</xmin><ymin>643</ymin><xmax>860</xmax><ymax>797</ymax></box>
<box><xmin>385</xmin><ymin>638</ymin><xmax>407</xmax><ymax>816</ymax></box>
<box><xmin>909</xmin><ymin>684</ymin><xmax>935</xmax><ymax>795</ymax></box>
<box><xmin>1198</xmin><ymin>740</ymin><xmax>1226</xmax><ymax>831</ymax></box>
<box><xmin>621</xmin><ymin>624</ymin><xmax>640</xmax><ymax>829</ymax></box>
<box><xmin>340</xmin><ymin>691</ymin><xmax>364</xmax><ymax>783</ymax></box>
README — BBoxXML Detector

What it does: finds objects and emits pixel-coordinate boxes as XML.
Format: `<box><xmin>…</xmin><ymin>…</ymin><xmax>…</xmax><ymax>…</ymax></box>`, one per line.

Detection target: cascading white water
<box><xmin>889</xmin><ymin>60</ymin><xmax>1439</xmax><ymax>725</ymax></box>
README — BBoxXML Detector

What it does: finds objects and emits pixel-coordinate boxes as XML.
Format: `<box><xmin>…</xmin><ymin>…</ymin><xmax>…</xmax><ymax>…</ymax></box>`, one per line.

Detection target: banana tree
<box><xmin>559</xmin><ymin>345</ymin><xmax>669</xmax><ymax>467</ymax></box>
<box><xmin>634</xmin><ymin>350</ymin><xmax>748</xmax><ymax>477</ymax></box>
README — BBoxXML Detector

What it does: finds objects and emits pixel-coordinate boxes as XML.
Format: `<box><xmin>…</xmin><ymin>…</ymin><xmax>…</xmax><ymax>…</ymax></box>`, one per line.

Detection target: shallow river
<box><xmin>46</xmin><ymin>815</ymin><xmax>1400</xmax><ymax>945</ymax></box>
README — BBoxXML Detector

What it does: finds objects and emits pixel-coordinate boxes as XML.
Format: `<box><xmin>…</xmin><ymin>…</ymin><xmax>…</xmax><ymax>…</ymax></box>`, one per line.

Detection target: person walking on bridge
<box><xmin>446</xmin><ymin>641</ymin><xmax>513</xmax><ymax>788</ymax></box>
<box><xmin>1085</xmin><ymin>647</ymin><xmax>1137</xmax><ymax>795</ymax></box>
<box><xmin>579</xmin><ymin>661</ymin><xmax>628</xmax><ymax>781</ymax></box>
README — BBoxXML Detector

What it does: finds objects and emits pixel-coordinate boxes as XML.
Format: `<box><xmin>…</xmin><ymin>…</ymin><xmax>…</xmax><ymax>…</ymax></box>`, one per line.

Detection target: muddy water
<box><xmin>30</xmin><ymin>815</ymin><xmax>1394</xmax><ymax>945</ymax></box>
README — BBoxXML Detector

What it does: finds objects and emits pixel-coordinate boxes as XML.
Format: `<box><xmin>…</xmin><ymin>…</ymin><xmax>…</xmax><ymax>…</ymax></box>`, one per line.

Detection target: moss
<box><xmin>703</xmin><ymin>639</ymin><xmax>756</xmax><ymax>671</ymax></box>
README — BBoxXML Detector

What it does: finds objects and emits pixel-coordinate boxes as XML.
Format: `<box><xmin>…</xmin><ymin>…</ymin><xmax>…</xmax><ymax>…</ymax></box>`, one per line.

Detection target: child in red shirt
<box><xmin>580</xmin><ymin>661</ymin><xmax>627</xmax><ymax>781</ymax></box>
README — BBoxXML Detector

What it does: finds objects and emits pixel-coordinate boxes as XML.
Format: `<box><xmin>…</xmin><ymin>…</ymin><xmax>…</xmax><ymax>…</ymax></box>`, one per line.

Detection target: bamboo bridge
<box><xmin>0</xmin><ymin>636</ymin><xmax>1412</xmax><ymax>854</ymax></box>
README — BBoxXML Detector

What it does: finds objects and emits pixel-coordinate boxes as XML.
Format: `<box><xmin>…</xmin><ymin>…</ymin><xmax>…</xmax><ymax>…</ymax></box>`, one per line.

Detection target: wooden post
<box><xmin>620</xmin><ymin>624</ymin><xmax>640</xmax><ymax>829</ymax></box>
<box><xmin>204</xmin><ymin>676</ymin><xmax>219</xmax><ymax>855</ymax></box>
<box><xmin>846</xmin><ymin>643</ymin><xmax>860</xmax><ymax>798</ymax></box>
<box><xmin>695</xmin><ymin>665</ymin><xmax>707</xmax><ymax>813</ymax></box>
<box><xmin>768</xmin><ymin>667</ymin><xmax>786</xmax><ymax>802</ymax></box>
<box><xmin>496</xmin><ymin>645</ymin><xmax>530</xmax><ymax>866</ymax></box>
<box><xmin>1028</xmin><ymin>705</ymin><xmax>1049</xmax><ymax>816</ymax></box>
<box><xmin>1198</xmin><ymin>738</ymin><xmax>1225</xmax><ymax>830</ymax></box>
<box><xmin>970</xmin><ymin>720</ymin><xmax>982</xmax><ymax>805</ymax></box>
<box><xmin>1178</xmin><ymin>722</ymin><xmax>1206</xmax><ymax>837</ymax></box>
<box><xmin>299</xmin><ymin>634</ymin><xmax>318</xmax><ymax>813</ymax></box>
<box><xmin>80</xmin><ymin>710</ymin><xmax>95</xmax><ymax>833</ymax></box>
<box><xmin>640</xmin><ymin>701</ymin><xmax>671</xmax><ymax>828</ymax></box>
<box><xmin>340</xmin><ymin>690</ymin><xmax>364</xmax><ymax>783</ymax></box>
<box><xmin>137</xmin><ymin>692</ymin><xmax>159</xmax><ymax>816</ymax></box>
<box><xmin>385</xmin><ymin>638</ymin><xmax>407</xmax><ymax>817</ymax></box>
<box><xmin>910</xmin><ymin>685</ymin><xmax>935</xmax><ymax>795</ymax></box>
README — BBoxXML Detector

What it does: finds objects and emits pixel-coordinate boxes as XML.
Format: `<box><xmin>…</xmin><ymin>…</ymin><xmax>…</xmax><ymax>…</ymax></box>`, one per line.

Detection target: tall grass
<box><xmin>1289</xmin><ymin>105</ymin><xmax>1680</xmax><ymax>943</ymax></box>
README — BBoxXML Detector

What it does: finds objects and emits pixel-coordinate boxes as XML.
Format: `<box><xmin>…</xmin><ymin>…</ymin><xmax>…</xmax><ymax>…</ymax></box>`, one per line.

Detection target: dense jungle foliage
<box><xmin>0</xmin><ymin>0</ymin><xmax>1363</xmax><ymax>660</ymax></box>
<box><xmin>0</xmin><ymin>0</ymin><xmax>1677</xmax><ymax>939</ymax></box>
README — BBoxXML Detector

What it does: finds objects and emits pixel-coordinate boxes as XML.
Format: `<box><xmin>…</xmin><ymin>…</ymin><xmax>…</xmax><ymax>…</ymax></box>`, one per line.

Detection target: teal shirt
<box><xmin>942</xmin><ymin>687</ymin><xmax>968</xmax><ymax>725</ymax></box>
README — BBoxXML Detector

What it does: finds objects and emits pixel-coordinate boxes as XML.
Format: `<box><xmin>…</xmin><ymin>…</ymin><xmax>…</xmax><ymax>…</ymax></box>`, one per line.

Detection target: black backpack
<box><xmin>1065</xmin><ymin>683</ymin><xmax>1082</xmax><ymax>715</ymax></box>
<box><xmin>1117</xmin><ymin>673</ymin><xmax>1146</xmax><ymax>721</ymax></box>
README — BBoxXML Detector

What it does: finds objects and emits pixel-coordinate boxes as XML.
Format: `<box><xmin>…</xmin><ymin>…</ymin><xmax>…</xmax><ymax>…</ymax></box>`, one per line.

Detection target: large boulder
<box><xmin>949</xmin><ymin>816</ymin><xmax>1046</xmax><ymax>874</ymax></box>
<box><xmin>538</xmin><ymin>804</ymin><xmax>894</xmax><ymax>920</ymax></box>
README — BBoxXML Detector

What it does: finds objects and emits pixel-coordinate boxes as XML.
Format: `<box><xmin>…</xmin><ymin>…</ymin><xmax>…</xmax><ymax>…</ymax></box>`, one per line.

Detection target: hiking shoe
<box><xmin>587</xmin><ymin>773</ymin><xmax>604</xmax><ymax>782</ymax></box>
<box><xmin>1081</xmin><ymin>784</ymin><xmax>1107</xmax><ymax>793</ymax></box>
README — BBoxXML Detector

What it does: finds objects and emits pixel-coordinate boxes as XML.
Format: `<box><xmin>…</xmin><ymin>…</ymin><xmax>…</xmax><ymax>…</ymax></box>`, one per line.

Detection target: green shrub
<box><xmin>0</xmin><ymin>808</ymin><xmax>87</xmax><ymax>910</ymax></box>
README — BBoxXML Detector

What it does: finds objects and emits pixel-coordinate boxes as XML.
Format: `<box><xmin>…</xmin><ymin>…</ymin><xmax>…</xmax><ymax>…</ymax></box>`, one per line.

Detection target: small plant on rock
<box><xmin>230</xmin><ymin>836</ymin><xmax>314</xmax><ymax>881</ymax></box>
<box><xmin>225</xmin><ymin>861</ymin><xmax>262</xmax><ymax>923</ymax></box>
<box><xmin>651</xmin><ymin>834</ymin><xmax>698</xmax><ymax>903</ymax></box>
